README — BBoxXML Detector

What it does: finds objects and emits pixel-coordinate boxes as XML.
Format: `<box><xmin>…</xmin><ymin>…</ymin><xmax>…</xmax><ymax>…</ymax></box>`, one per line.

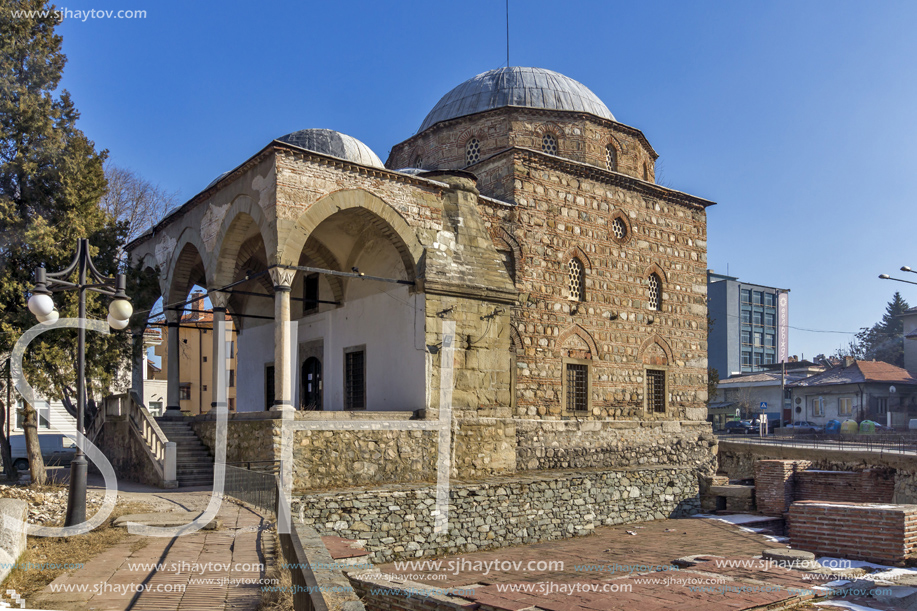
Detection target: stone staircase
<box><xmin>155</xmin><ymin>418</ymin><xmax>214</xmax><ymax>487</ymax></box>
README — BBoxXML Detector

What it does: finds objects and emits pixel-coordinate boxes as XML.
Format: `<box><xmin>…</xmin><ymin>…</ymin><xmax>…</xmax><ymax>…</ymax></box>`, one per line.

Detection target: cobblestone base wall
<box><xmin>516</xmin><ymin>420</ymin><xmax>716</xmax><ymax>474</ymax></box>
<box><xmin>292</xmin><ymin>466</ymin><xmax>701</xmax><ymax>562</ymax></box>
<box><xmin>191</xmin><ymin>413</ymin><xmax>281</xmax><ymax>465</ymax></box>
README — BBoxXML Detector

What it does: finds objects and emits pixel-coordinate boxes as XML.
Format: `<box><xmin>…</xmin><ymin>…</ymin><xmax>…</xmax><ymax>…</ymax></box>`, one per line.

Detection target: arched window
<box><xmin>568</xmin><ymin>258</ymin><xmax>585</xmax><ymax>301</ymax></box>
<box><xmin>611</xmin><ymin>217</ymin><xmax>627</xmax><ymax>241</ymax></box>
<box><xmin>412</xmin><ymin>156</ymin><xmax>423</xmax><ymax>169</ymax></box>
<box><xmin>465</xmin><ymin>138</ymin><xmax>480</xmax><ymax>165</ymax></box>
<box><xmin>542</xmin><ymin>133</ymin><xmax>557</xmax><ymax>155</ymax></box>
<box><xmin>605</xmin><ymin>144</ymin><xmax>617</xmax><ymax>171</ymax></box>
<box><xmin>648</xmin><ymin>273</ymin><xmax>662</xmax><ymax>311</ymax></box>
<box><xmin>642</xmin><ymin>161</ymin><xmax>649</xmax><ymax>181</ymax></box>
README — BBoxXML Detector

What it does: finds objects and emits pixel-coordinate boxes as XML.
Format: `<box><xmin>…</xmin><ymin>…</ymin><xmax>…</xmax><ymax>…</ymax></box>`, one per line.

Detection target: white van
<box><xmin>8</xmin><ymin>434</ymin><xmax>76</xmax><ymax>471</ymax></box>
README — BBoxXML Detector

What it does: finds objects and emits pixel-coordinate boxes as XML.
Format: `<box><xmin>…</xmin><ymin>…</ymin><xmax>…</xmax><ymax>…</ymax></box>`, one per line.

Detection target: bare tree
<box><xmin>99</xmin><ymin>164</ymin><xmax>178</xmax><ymax>246</ymax></box>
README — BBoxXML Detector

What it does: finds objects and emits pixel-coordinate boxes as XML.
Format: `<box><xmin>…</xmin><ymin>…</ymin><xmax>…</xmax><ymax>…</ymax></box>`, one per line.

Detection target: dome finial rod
<box><xmin>506</xmin><ymin>0</ymin><xmax>510</xmax><ymax>67</ymax></box>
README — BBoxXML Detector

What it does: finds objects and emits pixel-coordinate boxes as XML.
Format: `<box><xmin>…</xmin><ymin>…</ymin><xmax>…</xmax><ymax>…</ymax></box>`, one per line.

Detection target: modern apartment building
<box><xmin>707</xmin><ymin>271</ymin><xmax>789</xmax><ymax>377</ymax></box>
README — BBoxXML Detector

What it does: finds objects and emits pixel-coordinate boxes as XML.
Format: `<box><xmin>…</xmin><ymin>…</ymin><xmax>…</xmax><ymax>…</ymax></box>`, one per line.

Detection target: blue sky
<box><xmin>54</xmin><ymin>0</ymin><xmax>917</xmax><ymax>362</ymax></box>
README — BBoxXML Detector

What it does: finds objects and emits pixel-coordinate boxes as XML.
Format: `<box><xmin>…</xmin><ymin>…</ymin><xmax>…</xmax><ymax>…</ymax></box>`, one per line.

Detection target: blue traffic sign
<box><xmin>759</xmin><ymin>402</ymin><xmax>767</xmax><ymax>410</ymax></box>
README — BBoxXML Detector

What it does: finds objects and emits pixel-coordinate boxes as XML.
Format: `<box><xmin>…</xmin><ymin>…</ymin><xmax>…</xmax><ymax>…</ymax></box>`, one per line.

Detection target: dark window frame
<box><xmin>344</xmin><ymin>345</ymin><xmax>367</xmax><ymax>410</ymax></box>
<box><xmin>562</xmin><ymin>357</ymin><xmax>592</xmax><ymax>415</ymax></box>
<box><xmin>646</xmin><ymin>368</ymin><xmax>667</xmax><ymax>414</ymax></box>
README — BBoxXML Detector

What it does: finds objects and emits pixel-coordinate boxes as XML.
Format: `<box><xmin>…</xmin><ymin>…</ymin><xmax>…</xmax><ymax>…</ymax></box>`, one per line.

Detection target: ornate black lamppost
<box><xmin>27</xmin><ymin>238</ymin><xmax>132</xmax><ymax>526</ymax></box>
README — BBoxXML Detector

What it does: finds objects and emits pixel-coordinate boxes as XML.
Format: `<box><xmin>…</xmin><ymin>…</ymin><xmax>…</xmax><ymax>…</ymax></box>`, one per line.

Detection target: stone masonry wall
<box><xmin>476</xmin><ymin>149</ymin><xmax>709</xmax><ymax>421</ymax></box>
<box><xmin>387</xmin><ymin>107</ymin><xmax>656</xmax><ymax>183</ymax></box>
<box><xmin>292</xmin><ymin>466</ymin><xmax>700</xmax><ymax>562</ymax></box>
<box><xmin>191</xmin><ymin>413</ymin><xmax>281</xmax><ymax>466</ymax></box>
<box><xmin>516</xmin><ymin>419</ymin><xmax>716</xmax><ymax>474</ymax></box>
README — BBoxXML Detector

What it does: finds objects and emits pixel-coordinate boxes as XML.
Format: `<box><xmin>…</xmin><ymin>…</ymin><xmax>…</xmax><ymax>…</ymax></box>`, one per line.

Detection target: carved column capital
<box><xmin>269</xmin><ymin>267</ymin><xmax>296</xmax><ymax>289</ymax></box>
<box><xmin>209</xmin><ymin>289</ymin><xmax>230</xmax><ymax>310</ymax></box>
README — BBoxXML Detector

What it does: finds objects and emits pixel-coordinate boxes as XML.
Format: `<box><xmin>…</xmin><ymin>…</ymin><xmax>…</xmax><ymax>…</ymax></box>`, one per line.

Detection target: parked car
<box><xmin>8</xmin><ymin>434</ymin><xmax>76</xmax><ymax>471</ymax></box>
<box><xmin>786</xmin><ymin>421</ymin><xmax>822</xmax><ymax>434</ymax></box>
<box><xmin>724</xmin><ymin>420</ymin><xmax>756</xmax><ymax>434</ymax></box>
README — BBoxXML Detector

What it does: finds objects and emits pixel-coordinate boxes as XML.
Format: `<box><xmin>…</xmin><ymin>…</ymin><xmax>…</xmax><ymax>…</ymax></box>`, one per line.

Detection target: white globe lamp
<box><xmin>28</xmin><ymin>293</ymin><xmax>54</xmax><ymax>317</ymax></box>
<box><xmin>108</xmin><ymin>314</ymin><xmax>129</xmax><ymax>330</ymax></box>
<box><xmin>109</xmin><ymin>299</ymin><xmax>133</xmax><ymax>321</ymax></box>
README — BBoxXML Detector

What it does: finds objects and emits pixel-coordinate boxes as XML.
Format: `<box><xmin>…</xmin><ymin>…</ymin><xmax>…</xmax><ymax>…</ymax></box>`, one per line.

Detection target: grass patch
<box><xmin>257</xmin><ymin>529</ymin><xmax>292</xmax><ymax>611</ymax></box>
<box><xmin>1</xmin><ymin>500</ymin><xmax>152</xmax><ymax>601</ymax></box>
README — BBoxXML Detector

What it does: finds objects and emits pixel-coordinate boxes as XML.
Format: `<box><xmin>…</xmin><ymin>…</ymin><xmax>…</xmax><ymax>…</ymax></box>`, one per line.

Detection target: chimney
<box><xmin>191</xmin><ymin>290</ymin><xmax>204</xmax><ymax>321</ymax></box>
<box><xmin>844</xmin><ymin>356</ymin><xmax>855</xmax><ymax>368</ymax></box>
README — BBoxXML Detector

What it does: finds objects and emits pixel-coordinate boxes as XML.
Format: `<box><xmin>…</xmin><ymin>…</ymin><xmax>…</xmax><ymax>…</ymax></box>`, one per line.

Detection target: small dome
<box><xmin>418</xmin><ymin>67</ymin><xmax>614</xmax><ymax>133</ymax></box>
<box><xmin>205</xmin><ymin>170</ymin><xmax>231</xmax><ymax>190</ymax></box>
<box><xmin>276</xmin><ymin>128</ymin><xmax>384</xmax><ymax>169</ymax></box>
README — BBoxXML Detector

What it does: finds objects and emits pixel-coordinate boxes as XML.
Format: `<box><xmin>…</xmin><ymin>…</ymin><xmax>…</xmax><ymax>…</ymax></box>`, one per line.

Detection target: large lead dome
<box><xmin>276</xmin><ymin>128</ymin><xmax>384</xmax><ymax>169</ymax></box>
<box><xmin>418</xmin><ymin>67</ymin><xmax>614</xmax><ymax>133</ymax></box>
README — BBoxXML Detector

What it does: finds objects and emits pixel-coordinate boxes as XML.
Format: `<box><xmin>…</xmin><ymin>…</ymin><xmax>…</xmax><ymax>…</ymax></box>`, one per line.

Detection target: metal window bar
<box><xmin>647</xmin><ymin>369</ymin><xmax>665</xmax><ymax>413</ymax></box>
<box><xmin>345</xmin><ymin>350</ymin><xmax>365</xmax><ymax>410</ymax></box>
<box><xmin>566</xmin><ymin>364</ymin><xmax>588</xmax><ymax>412</ymax></box>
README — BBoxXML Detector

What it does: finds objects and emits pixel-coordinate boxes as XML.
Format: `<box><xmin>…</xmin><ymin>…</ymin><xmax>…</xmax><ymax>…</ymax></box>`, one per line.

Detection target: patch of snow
<box><xmin>693</xmin><ymin>513</ymin><xmax>777</xmax><ymax>525</ymax></box>
<box><xmin>814</xmin><ymin>603</ymin><xmax>890</xmax><ymax>611</ymax></box>
<box><xmin>816</xmin><ymin>557</ymin><xmax>917</xmax><ymax>578</ymax></box>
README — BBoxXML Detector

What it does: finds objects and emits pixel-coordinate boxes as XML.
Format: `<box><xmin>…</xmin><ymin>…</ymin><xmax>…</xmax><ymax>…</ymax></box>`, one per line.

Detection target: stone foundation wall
<box><xmin>516</xmin><ymin>419</ymin><xmax>716</xmax><ymax>474</ymax></box>
<box><xmin>191</xmin><ymin>413</ymin><xmax>281</xmax><ymax>465</ymax></box>
<box><xmin>94</xmin><ymin>417</ymin><xmax>167</xmax><ymax>488</ymax></box>
<box><xmin>292</xmin><ymin>466</ymin><xmax>700</xmax><ymax>562</ymax></box>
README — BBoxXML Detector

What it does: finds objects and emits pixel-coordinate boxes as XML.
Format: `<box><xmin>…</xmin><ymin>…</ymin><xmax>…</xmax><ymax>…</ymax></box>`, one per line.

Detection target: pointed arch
<box><xmin>491</xmin><ymin>226</ymin><xmax>524</xmax><ymax>282</ymax></box>
<box><xmin>509</xmin><ymin>324</ymin><xmax>523</xmax><ymax>354</ymax></box>
<box><xmin>639</xmin><ymin>334</ymin><xmax>674</xmax><ymax>365</ymax></box>
<box><xmin>643</xmin><ymin>262</ymin><xmax>668</xmax><ymax>283</ymax></box>
<box><xmin>277</xmin><ymin>189</ymin><xmax>423</xmax><ymax>281</ymax></box>
<box><xmin>164</xmin><ymin>227</ymin><xmax>211</xmax><ymax>306</ymax></box>
<box><xmin>211</xmin><ymin>194</ymin><xmax>274</xmax><ymax>288</ymax></box>
<box><xmin>557</xmin><ymin>324</ymin><xmax>598</xmax><ymax>357</ymax></box>
<box><xmin>562</xmin><ymin>246</ymin><xmax>592</xmax><ymax>270</ymax></box>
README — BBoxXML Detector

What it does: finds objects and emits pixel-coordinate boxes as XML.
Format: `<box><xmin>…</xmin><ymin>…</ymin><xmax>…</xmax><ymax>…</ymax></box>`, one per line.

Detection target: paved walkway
<box><xmin>374</xmin><ymin>516</ymin><xmax>828</xmax><ymax>611</ymax></box>
<box><xmin>30</xmin><ymin>478</ymin><xmax>274</xmax><ymax>611</ymax></box>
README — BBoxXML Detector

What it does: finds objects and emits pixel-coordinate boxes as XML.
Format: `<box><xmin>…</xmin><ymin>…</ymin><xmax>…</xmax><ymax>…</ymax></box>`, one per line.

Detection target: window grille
<box><xmin>605</xmin><ymin>145</ymin><xmax>616</xmax><ymax>170</ymax></box>
<box><xmin>345</xmin><ymin>349</ymin><xmax>366</xmax><ymax>410</ymax></box>
<box><xmin>612</xmin><ymin>217</ymin><xmax>627</xmax><ymax>240</ymax></box>
<box><xmin>647</xmin><ymin>369</ymin><xmax>666</xmax><ymax>413</ymax></box>
<box><xmin>566</xmin><ymin>364</ymin><xmax>588</xmax><ymax>412</ymax></box>
<box><xmin>465</xmin><ymin>138</ymin><xmax>480</xmax><ymax>165</ymax></box>
<box><xmin>568</xmin><ymin>258</ymin><xmax>585</xmax><ymax>301</ymax></box>
<box><xmin>648</xmin><ymin>273</ymin><xmax>662</xmax><ymax>310</ymax></box>
<box><xmin>542</xmin><ymin>133</ymin><xmax>557</xmax><ymax>155</ymax></box>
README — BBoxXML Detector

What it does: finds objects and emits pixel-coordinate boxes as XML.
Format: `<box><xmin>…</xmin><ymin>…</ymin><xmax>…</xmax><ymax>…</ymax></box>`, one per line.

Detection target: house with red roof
<box><xmin>788</xmin><ymin>358</ymin><xmax>917</xmax><ymax>428</ymax></box>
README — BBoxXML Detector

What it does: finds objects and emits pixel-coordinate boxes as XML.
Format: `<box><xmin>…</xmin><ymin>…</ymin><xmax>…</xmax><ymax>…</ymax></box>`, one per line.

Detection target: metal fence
<box><xmin>224</xmin><ymin>463</ymin><xmax>280</xmax><ymax>515</ymax></box>
<box><xmin>718</xmin><ymin>433</ymin><xmax>917</xmax><ymax>454</ymax></box>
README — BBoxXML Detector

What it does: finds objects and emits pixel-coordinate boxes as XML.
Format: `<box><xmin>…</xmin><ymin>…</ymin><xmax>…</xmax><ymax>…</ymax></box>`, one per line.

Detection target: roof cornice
<box><xmin>482</xmin><ymin>147</ymin><xmax>715</xmax><ymax>210</ymax></box>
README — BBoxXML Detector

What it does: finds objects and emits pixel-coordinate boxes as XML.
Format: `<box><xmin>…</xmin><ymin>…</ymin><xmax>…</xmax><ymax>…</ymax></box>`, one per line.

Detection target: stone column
<box><xmin>270</xmin><ymin>268</ymin><xmax>296</xmax><ymax>411</ymax></box>
<box><xmin>163</xmin><ymin>309</ymin><xmax>183</xmax><ymax>418</ymax></box>
<box><xmin>211</xmin><ymin>291</ymin><xmax>229</xmax><ymax>413</ymax></box>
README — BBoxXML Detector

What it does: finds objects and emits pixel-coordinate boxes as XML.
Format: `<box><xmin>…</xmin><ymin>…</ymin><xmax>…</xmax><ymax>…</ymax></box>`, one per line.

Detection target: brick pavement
<box><xmin>366</xmin><ymin>517</ymin><xmax>828</xmax><ymax>611</ymax></box>
<box><xmin>30</xmin><ymin>501</ymin><xmax>273</xmax><ymax>611</ymax></box>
